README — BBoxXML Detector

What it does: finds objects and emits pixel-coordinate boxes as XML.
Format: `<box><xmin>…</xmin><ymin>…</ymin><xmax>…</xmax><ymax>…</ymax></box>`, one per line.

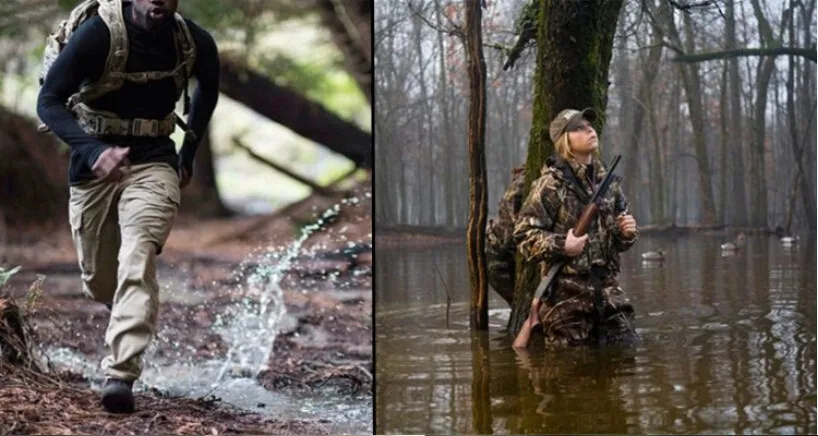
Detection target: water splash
<box><xmin>214</xmin><ymin>203</ymin><xmax>343</xmax><ymax>380</ymax></box>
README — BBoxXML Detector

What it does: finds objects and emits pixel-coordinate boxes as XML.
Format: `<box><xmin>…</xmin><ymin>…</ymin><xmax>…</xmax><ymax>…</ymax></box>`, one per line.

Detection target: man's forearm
<box><xmin>37</xmin><ymin>94</ymin><xmax>108</xmax><ymax>168</ymax></box>
<box><xmin>178</xmin><ymin>81</ymin><xmax>218</xmax><ymax>171</ymax></box>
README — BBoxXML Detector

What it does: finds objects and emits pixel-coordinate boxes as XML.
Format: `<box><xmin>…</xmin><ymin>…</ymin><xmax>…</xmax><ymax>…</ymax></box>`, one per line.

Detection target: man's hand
<box><xmin>564</xmin><ymin>228</ymin><xmax>589</xmax><ymax>257</ymax></box>
<box><xmin>92</xmin><ymin>146</ymin><xmax>130</xmax><ymax>182</ymax></box>
<box><xmin>617</xmin><ymin>214</ymin><xmax>637</xmax><ymax>238</ymax></box>
<box><xmin>179</xmin><ymin>167</ymin><xmax>191</xmax><ymax>189</ymax></box>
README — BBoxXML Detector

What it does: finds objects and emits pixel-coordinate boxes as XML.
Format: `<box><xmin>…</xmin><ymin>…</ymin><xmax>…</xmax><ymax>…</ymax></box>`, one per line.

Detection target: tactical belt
<box><xmin>73</xmin><ymin>103</ymin><xmax>176</xmax><ymax>137</ymax></box>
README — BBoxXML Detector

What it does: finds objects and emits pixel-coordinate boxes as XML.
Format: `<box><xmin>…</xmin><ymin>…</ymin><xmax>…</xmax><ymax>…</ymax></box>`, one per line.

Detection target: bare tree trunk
<box><xmin>435</xmin><ymin>0</ymin><xmax>457</xmax><ymax>227</ymax></box>
<box><xmin>726</xmin><ymin>0</ymin><xmax>748</xmax><ymax>226</ymax></box>
<box><xmin>627</xmin><ymin>27</ymin><xmax>663</xmax><ymax>223</ymax></box>
<box><xmin>669</xmin><ymin>68</ymin><xmax>682</xmax><ymax>226</ymax></box>
<box><xmin>412</xmin><ymin>12</ymin><xmax>436</xmax><ymax>225</ymax></box>
<box><xmin>615</xmin><ymin>23</ymin><xmax>639</xmax><ymax>212</ymax></box>
<box><xmin>465</xmin><ymin>0</ymin><xmax>488</xmax><ymax>330</ymax></box>
<box><xmin>785</xmin><ymin>0</ymin><xmax>814</xmax><ymax>232</ymax></box>
<box><xmin>798</xmin><ymin>0</ymin><xmax>817</xmax><ymax>229</ymax></box>
<box><xmin>509</xmin><ymin>0</ymin><xmax>624</xmax><ymax>336</ymax></box>
<box><xmin>719</xmin><ymin>63</ymin><xmax>729</xmax><ymax>225</ymax></box>
<box><xmin>666</xmin><ymin>6</ymin><xmax>717</xmax><ymax>225</ymax></box>
<box><xmin>747</xmin><ymin>0</ymin><xmax>786</xmax><ymax>228</ymax></box>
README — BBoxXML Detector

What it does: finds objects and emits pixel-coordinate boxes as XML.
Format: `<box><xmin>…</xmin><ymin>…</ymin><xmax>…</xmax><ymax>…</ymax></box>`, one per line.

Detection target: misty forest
<box><xmin>375</xmin><ymin>0</ymin><xmax>816</xmax><ymax>234</ymax></box>
<box><xmin>374</xmin><ymin>1</ymin><xmax>816</xmax><ymax>434</ymax></box>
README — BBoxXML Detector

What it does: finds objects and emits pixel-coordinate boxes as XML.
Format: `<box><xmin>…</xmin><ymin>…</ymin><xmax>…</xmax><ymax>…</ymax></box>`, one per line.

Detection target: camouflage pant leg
<box><xmin>538</xmin><ymin>275</ymin><xmax>637</xmax><ymax>348</ymax></box>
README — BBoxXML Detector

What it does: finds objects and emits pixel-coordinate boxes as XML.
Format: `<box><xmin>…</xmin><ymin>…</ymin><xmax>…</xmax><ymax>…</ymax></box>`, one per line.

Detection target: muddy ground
<box><xmin>0</xmin><ymin>189</ymin><xmax>372</xmax><ymax>435</ymax></box>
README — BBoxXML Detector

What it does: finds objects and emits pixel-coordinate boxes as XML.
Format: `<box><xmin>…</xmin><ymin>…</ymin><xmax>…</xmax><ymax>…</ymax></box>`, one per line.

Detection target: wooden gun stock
<box><xmin>573</xmin><ymin>203</ymin><xmax>599</xmax><ymax>238</ymax></box>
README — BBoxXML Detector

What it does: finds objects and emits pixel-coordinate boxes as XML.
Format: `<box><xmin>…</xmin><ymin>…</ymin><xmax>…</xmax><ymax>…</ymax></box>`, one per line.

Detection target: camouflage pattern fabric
<box><xmin>514</xmin><ymin>154</ymin><xmax>639</xmax><ymax>346</ymax></box>
<box><xmin>537</xmin><ymin>274</ymin><xmax>637</xmax><ymax>348</ymax></box>
<box><xmin>486</xmin><ymin>165</ymin><xmax>525</xmax><ymax>305</ymax></box>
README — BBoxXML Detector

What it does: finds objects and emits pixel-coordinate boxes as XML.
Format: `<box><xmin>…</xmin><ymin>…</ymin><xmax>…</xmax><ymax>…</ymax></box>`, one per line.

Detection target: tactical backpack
<box><xmin>38</xmin><ymin>0</ymin><xmax>197</xmax><ymax>139</ymax></box>
<box><xmin>485</xmin><ymin>165</ymin><xmax>527</xmax><ymax>305</ymax></box>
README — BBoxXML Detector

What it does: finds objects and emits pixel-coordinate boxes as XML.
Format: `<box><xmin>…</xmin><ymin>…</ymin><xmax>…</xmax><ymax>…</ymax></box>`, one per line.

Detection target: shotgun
<box><xmin>531</xmin><ymin>155</ymin><xmax>622</xmax><ymax>307</ymax></box>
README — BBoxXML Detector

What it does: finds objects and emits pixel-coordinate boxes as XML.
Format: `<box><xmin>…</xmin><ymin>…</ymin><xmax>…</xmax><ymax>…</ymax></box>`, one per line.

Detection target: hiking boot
<box><xmin>101</xmin><ymin>378</ymin><xmax>135</xmax><ymax>413</ymax></box>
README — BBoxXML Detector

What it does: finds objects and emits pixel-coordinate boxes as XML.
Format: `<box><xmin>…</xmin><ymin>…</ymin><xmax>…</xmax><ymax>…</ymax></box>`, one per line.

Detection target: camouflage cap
<box><xmin>549</xmin><ymin>108</ymin><xmax>598</xmax><ymax>143</ymax></box>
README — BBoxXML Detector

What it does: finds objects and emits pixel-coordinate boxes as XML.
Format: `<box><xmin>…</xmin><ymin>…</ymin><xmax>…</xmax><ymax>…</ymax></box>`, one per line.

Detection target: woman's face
<box><xmin>567</xmin><ymin>118</ymin><xmax>598</xmax><ymax>154</ymax></box>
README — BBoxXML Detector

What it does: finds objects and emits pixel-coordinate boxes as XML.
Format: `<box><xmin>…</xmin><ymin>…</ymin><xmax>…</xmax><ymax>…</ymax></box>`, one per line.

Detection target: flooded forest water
<box><xmin>376</xmin><ymin>234</ymin><xmax>816</xmax><ymax>434</ymax></box>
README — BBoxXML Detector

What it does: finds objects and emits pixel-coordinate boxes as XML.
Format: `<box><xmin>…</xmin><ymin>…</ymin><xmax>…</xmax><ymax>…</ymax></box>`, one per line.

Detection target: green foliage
<box><xmin>0</xmin><ymin>266</ymin><xmax>21</xmax><ymax>287</ymax></box>
<box><xmin>180</xmin><ymin>0</ymin><xmax>312</xmax><ymax>42</ymax></box>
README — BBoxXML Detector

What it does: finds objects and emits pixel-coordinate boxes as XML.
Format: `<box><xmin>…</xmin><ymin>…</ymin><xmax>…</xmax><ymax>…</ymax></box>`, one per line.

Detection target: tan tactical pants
<box><xmin>68</xmin><ymin>163</ymin><xmax>180</xmax><ymax>381</ymax></box>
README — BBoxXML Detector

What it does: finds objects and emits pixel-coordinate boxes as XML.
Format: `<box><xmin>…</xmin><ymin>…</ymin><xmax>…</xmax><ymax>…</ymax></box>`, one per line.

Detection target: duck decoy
<box><xmin>720</xmin><ymin>242</ymin><xmax>738</xmax><ymax>251</ymax></box>
<box><xmin>781</xmin><ymin>236</ymin><xmax>799</xmax><ymax>246</ymax></box>
<box><xmin>721</xmin><ymin>233</ymin><xmax>745</xmax><ymax>252</ymax></box>
<box><xmin>641</xmin><ymin>250</ymin><xmax>665</xmax><ymax>261</ymax></box>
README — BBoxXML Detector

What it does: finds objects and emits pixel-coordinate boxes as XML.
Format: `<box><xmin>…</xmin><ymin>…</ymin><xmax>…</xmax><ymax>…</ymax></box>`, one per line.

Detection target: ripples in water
<box><xmin>376</xmin><ymin>235</ymin><xmax>817</xmax><ymax>434</ymax></box>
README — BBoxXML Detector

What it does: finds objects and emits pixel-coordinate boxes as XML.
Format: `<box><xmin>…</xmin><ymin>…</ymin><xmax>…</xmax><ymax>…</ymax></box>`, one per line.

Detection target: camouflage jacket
<box><xmin>513</xmin><ymin>155</ymin><xmax>638</xmax><ymax>277</ymax></box>
<box><xmin>486</xmin><ymin>165</ymin><xmax>525</xmax><ymax>262</ymax></box>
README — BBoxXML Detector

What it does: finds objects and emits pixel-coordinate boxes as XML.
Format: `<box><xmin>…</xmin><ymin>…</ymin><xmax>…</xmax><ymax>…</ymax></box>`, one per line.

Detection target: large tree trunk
<box><xmin>465</xmin><ymin>0</ymin><xmax>488</xmax><ymax>330</ymax></box>
<box><xmin>509</xmin><ymin>0</ymin><xmax>624</xmax><ymax>336</ymax></box>
<box><xmin>219</xmin><ymin>58</ymin><xmax>372</xmax><ymax>168</ymax></box>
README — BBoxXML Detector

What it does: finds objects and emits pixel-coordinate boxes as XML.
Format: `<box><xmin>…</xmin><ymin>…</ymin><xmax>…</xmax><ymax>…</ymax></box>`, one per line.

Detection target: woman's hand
<box><xmin>617</xmin><ymin>214</ymin><xmax>637</xmax><ymax>238</ymax></box>
<box><xmin>564</xmin><ymin>228</ymin><xmax>589</xmax><ymax>257</ymax></box>
<box><xmin>513</xmin><ymin>298</ymin><xmax>543</xmax><ymax>349</ymax></box>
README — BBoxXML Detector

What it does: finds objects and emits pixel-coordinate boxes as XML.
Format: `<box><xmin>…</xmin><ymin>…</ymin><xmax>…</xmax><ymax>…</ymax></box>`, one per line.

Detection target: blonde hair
<box><xmin>554</xmin><ymin>131</ymin><xmax>601</xmax><ymax>162</ymax></box>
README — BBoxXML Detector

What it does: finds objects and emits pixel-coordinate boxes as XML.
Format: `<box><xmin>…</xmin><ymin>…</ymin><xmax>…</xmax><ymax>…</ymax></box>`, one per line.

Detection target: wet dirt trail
<box><xmin>0</xmin><ymin>191</ymin><xmax>372</xmax><ymax>435</ymax></box>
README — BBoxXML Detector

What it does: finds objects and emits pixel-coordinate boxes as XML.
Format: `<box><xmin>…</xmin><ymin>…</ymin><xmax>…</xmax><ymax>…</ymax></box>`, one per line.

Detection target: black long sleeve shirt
<box><xmin>37</xmin><ymin>4</ymin><xmax>219</xmax><ymax>185</ymax></box>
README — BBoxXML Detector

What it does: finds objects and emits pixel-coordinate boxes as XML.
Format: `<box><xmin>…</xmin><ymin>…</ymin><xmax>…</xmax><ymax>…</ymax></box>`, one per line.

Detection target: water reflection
<box><xmin>375</xmin><ymin>235</ymin><xmax>817</xmax><ymax>434</ymax></box>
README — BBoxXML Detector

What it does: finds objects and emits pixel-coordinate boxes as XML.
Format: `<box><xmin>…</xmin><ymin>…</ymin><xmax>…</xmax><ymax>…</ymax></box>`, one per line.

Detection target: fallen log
<box><xmin>219</xmin><ymin>58</ymin><xmax>372</xmax><ymax>168</ymax></box>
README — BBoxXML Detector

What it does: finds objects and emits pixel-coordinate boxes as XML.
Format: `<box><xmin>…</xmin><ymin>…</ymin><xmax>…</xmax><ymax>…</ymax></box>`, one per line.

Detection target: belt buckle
<box><xmin>148</xmin><ymin>120</ymin><xmax>159</xmax><ymax>136</ymax></box>
<box><xmin>132</xmin><ymin>119</ymin><xmax>157</xmax><ymax>136</ymax></box>
<box><xmin>94</xmin><ymin>115</ymin><xmax>106</xmax><ymax>135</ymax></box>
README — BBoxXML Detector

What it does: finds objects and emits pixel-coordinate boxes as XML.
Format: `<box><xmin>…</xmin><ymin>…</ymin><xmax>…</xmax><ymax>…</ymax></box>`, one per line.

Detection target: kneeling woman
<box><xmin>513</xmin><ymin>108</ymin><xmax>639</xmax><ymax>348</ymax></box>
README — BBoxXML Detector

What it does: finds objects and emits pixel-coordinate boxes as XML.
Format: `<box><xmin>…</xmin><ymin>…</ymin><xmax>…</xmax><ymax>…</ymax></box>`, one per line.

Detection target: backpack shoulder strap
<box><xmin>67</xmin><ymin>0</ymin><xmax>128</xmax><ymax>108</ymax></box>
<box><xmin>39</xmin><ymin>0</ymin><xmax>104</xmax><ymax>85</ymax></box>
<box><xmin>172</xmin><ymin>14</ymin><xmax>197</xmax><ymax>114</ymax></box>
<box><xmin>173</xmin><ymin>15</ymin><xmax>197</xmax><ymax>79</ymax></box>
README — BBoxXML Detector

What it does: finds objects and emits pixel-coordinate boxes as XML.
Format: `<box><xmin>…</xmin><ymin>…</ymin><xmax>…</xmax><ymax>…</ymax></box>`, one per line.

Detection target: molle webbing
<box><xmin>63</xmin><ymin>0</ymin><xmax>197</xmax><ymax>138</ymax></box>
<box><xmin>74</xmin><ymin>103</ymin><xmax>177</xmax><ymax>137</ymax></box>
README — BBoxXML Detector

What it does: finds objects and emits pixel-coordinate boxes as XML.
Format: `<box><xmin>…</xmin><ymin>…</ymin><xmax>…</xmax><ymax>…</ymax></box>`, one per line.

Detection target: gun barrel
<box><xmin>590</xmin><ymin>155</ymin><xmax>622</xmax><ymax>203</ymax></box>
